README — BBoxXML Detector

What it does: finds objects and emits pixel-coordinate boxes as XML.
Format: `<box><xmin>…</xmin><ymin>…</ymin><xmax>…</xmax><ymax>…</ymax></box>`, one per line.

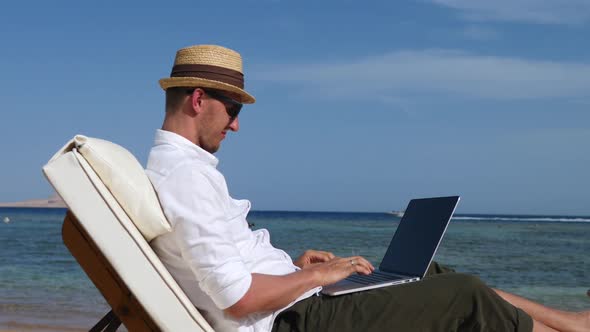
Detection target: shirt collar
<box><xmin>153</xmin><ymin>129</ymin><xmax>219</xmax><ymax>167</ymax></box>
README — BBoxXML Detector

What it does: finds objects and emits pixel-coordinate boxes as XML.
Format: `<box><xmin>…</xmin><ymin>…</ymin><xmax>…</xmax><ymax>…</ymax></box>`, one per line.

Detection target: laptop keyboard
<box><xmin>346</xmin><ymin>271</ymin><xmax>407</xmax><ymax>285</ymax></box>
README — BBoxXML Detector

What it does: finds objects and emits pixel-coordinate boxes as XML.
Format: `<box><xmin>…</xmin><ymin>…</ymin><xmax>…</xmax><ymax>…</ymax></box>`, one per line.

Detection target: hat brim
<box><xmin>159</xmin><ymin>77</ymin><xmax>256</xmax><ymax>104</ymax></box>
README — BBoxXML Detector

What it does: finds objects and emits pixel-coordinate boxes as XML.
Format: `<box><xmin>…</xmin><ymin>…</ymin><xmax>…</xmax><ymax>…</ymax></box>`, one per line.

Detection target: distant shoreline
<box><xmin>0</xmin><ymin>197</ymin><xmax>588</xmax><ymax>218</ymax></box>
<box><xmin>0</xmin><ymin>194</ymin><xmax>66</xmax><ymax>209</ymax></box>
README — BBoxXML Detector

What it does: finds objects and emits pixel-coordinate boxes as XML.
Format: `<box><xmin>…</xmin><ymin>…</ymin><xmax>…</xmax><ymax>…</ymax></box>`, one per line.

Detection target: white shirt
<box><xmin>146</xmin><ymin>129</ymin><xmax>318</xmax><ymax>332</ymax></box>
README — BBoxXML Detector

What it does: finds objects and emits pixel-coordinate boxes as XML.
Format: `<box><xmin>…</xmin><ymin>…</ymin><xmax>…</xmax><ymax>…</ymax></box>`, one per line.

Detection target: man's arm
<box><xmin>225</xmin><ymin>255</ymin><xmax>374</xmax><ymax>319</ymax></box>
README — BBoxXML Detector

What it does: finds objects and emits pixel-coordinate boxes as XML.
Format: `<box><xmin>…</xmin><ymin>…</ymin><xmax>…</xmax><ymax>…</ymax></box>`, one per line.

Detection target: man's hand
<box><xmin>308</xmin><ymin>256</ymin><xmax>375</xmax><ymax>286</ymax></box>
<box><xmin>294</xmin><ymin>250</ymin><xmax>336</xmax><ymax>269</ymax></box>
<box><xmin>225</xmin><ymin>254</ymin><xmax>375</xmax><ymax>319</ymax></box>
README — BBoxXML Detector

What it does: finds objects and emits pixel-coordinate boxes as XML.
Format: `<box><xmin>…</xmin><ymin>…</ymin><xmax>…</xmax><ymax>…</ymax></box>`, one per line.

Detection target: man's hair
<box><xmin>165</xmin><ymin>87</ymin><xmax>190</xmax><ymax>113</ymax></box>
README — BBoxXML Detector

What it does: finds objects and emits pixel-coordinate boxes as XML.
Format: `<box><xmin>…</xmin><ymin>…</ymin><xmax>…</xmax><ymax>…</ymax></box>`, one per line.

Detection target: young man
<box><xmin>146</xmin><ymin>45</ymin><xmax>589</xmax><ymax>332</ymax></box>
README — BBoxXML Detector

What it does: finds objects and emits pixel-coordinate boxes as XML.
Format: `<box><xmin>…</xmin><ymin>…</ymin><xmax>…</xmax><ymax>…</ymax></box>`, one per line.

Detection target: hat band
<box><xmin>170</xmin><ymin>64</ymin><xmax>244</xmax><ymax>89</ymax></box>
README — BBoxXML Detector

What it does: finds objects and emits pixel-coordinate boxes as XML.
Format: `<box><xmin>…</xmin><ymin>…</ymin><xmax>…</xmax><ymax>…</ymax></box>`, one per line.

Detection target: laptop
<box><xmin>321</xmin><ymin>196</ymin><xmax>460</xmax><ymax>296</ymax></box>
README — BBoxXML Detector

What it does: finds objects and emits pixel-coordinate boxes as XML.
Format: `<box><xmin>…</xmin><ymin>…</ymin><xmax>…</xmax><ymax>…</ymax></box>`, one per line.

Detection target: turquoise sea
<box><xmin>0</xmin><ymin>207</ymin><xmax>588</xmax><ymax>331</ymax></box>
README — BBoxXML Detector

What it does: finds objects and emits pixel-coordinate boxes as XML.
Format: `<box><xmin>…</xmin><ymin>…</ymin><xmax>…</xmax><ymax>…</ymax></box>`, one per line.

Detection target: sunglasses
<box><xmin>187</xmin><ymin>88</ymin><xmax>242</xmax><ymax>119</ymax></box>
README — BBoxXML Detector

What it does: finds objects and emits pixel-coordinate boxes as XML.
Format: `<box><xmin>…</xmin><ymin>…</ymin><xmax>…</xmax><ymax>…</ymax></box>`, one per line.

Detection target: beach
<box><xmin>0</xmin><ymin>322</ymin><xmax>87</xmax><ymax>332</ymax></box>
<box><xmin>0</xmin><ymin>207</ymin><xmax>588</xmax><ymax>331</ymax></box>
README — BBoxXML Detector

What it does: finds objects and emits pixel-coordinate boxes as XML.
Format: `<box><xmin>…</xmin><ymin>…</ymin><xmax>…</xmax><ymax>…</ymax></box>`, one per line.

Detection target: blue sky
<box><xmin>0</xmin><ymin>1</ymin><xmax>589</xmax><ymax>215</ymax></box>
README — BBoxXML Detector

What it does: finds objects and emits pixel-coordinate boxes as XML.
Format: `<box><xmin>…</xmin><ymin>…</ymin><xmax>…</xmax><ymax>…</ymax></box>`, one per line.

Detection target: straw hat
<box><xmin>159</xmin><ymin>45</ymin><xmax>255</xmax><ymax>104</ymax></box>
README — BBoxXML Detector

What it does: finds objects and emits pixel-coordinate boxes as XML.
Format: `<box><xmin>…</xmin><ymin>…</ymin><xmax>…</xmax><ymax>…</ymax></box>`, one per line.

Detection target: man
<box><xmin>146</xmin><ymin>45</ymin><xmax>589</xmax><ymax>332</ymax></box>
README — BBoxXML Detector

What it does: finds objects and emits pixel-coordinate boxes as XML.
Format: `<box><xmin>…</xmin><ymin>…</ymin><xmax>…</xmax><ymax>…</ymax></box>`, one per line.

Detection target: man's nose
<box><xmin>228</xmin><ymin>116</ymin><xmax>239</xmax><ymax>132</ymax></box>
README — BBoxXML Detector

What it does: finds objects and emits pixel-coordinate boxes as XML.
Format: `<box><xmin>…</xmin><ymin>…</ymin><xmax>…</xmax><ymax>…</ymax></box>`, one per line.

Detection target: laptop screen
<box><xmin>379</xmin><ymin>196</ymin><xmax>459</xmax><ymax>278</ymax></box>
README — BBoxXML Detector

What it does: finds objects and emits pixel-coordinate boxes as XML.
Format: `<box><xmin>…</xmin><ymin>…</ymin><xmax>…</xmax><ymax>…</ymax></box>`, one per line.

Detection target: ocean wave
<box><xmin>452</xmin><ymin>216</ymin><xmax>590</xmax><ymax>223</ymax></box>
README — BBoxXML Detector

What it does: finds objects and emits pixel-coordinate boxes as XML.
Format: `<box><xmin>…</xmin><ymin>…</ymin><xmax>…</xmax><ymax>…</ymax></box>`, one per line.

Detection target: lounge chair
<box><xmin>43</xmin><ymin>135</ymin><xmax>215</xmax><ymax>332</ymax></box>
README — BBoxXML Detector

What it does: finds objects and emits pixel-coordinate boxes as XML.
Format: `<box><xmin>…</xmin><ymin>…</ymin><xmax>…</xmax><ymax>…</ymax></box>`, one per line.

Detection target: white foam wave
<box><xmin>453</xmin><ymin>216</ymin><xmax>590</xmax><ymax>223</ymax></box>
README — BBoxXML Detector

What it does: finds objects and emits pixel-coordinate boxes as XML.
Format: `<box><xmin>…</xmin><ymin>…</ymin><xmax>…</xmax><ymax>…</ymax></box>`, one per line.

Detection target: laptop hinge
<box><xmin>379</xmin><ymin>268</ymin><xmax>419</xmax><ymax>278</ymax></box>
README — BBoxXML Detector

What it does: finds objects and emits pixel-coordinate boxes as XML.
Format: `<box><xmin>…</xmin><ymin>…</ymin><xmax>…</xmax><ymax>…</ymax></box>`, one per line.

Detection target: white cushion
<box><xmin>43</xmin><ymin>150</ymin><xmax>213</xmax><ymax>331</ymax></box>
<box><xmin>73</xmin><ymin>135</ymin><xmax>171</xmax><ymax>241</ymax></box>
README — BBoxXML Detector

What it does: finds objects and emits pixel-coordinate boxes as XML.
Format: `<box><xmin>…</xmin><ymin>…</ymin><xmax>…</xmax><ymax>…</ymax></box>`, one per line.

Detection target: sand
<box><xmin>0</xmin><ymin>322</ymin><xmax>85</xmax><ymax>332</ymax></box>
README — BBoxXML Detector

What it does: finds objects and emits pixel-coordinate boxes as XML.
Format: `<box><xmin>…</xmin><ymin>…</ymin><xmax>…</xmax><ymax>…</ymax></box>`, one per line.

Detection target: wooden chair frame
<box><xmin>63</xmin><ymin>211</ymin><xmax>159</xmax><ymax>331</ymax></box>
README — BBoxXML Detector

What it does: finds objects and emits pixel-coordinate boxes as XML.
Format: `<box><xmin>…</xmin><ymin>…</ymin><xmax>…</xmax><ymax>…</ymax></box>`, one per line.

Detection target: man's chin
<box><xmin>203</xmin><ymin>144</ymin><xmax>220</xmax><ymax>154</ymax></box>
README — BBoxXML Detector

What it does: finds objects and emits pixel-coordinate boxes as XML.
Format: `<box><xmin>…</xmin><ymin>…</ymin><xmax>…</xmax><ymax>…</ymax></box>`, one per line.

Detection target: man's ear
<box><xmin>191</xmin><ymin>88</ymin><xmax>206</xmax><ymax>115</ymax></box>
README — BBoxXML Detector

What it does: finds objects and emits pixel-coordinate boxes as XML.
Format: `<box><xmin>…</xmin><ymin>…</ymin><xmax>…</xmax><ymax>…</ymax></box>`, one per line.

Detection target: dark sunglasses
<box><xmin>187</xmin><ymin>88</ymin><xmax>242</xmax><ymax>119</ymax></box>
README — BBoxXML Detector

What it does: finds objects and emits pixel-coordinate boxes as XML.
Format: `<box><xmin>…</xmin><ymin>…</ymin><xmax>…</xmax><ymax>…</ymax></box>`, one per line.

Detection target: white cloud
<box><xmin>430</xmin><ymin>0</ymin><xmax>590</xmax><ymax>25</ymax></box>
<box><xmin>252</xmin><ymin>50</ymin><xmax>590</xmax><ymax>101</ymax></box>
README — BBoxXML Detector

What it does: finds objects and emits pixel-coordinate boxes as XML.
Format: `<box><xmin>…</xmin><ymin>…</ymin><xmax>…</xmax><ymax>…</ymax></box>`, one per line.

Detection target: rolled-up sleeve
<box><xmin>157</xmin><ymin>163</ymin><xmax>252</xmax><ymax>309</ymax></box>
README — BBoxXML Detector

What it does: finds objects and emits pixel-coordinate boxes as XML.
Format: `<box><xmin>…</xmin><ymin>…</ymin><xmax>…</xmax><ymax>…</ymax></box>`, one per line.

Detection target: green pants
<box><xmin>272</xmin><ymin>262</ymin><xmax>533</xmax><ymax>332</ymax></box>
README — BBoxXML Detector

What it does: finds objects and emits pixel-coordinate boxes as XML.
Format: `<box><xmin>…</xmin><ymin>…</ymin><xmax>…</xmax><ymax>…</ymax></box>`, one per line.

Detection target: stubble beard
<box><xmin>201</xmin><ymin>135</ymin><xmax>221</xmax><ymax>154</ymax></box>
